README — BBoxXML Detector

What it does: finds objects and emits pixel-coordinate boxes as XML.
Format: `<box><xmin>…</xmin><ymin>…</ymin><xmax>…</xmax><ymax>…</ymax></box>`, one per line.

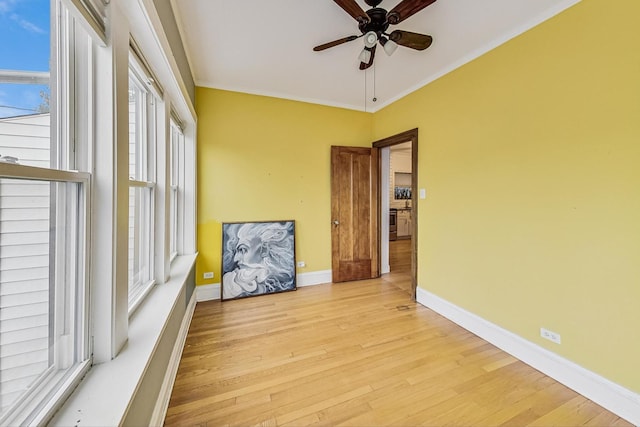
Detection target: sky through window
<box><xmin>0</xmin><ymin>0</ymin><xmax>50</xmax><ymax>118</ymax></box>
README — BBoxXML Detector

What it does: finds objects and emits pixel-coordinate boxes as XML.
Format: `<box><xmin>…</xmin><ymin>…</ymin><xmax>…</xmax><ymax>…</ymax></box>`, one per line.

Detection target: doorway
<box><xmin>388</xmin><ymin>142</ymin><xmax>412</xmax><ymax>273</ymax></box>
<box><xmin>373</xmin><ymin>129</ymin><xmax>418</xmax><ymax>299</ymax></box>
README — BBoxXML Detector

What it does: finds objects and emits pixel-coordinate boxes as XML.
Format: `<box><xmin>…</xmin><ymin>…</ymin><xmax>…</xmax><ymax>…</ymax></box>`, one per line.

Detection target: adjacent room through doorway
<box><xmin>388</xmin><ymin>142</ymin><xmax>412</xmax><ymax>276</ymax></box>
<box><xmin>376</xmin><ymin>128</ymin><xmax>418</xmax><ymax>297</ymax></box>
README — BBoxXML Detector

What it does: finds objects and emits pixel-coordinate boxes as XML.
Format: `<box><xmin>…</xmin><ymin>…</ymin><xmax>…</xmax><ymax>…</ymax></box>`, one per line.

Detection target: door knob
<box><xmin>332</xmin><ymin>220</ymin><xmax>340</xmax><ymax>225</ymax></box>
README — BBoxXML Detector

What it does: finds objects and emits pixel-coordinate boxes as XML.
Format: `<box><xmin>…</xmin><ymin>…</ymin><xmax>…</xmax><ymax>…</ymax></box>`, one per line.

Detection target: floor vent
<box><xmin>396</xmin><ymin>305</ymin><xmax>410</xmax><ymax>311</ymax></box>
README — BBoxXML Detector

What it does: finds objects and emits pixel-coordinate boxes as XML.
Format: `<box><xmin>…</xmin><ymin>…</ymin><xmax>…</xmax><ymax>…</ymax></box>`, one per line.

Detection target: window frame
<box><xmin>0</xmin><ymin>0</ymin><xmax>96</xmax><ymax>423</ymax></box>
<box><xmin>0</xmin><ymin>163</ymin><xmax>92</xmax><ymax>426</ymax></box>
<box><xmin>169</xmin><ymin>117</ymin><xmax>184</xmax><ymax>261</ymax></box>
<box><xmin>127</xmin><ymin>61</ymin><xmax>158</xmax><ymax>314</ymax></box>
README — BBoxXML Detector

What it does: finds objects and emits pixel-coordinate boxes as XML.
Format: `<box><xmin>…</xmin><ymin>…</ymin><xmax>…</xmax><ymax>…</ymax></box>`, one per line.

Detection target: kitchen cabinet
<box><xmin>394</xmin><ymin>172</ymin><xmax>412</xmax><ymax>200</ymax></box>
<box><xmin>397</xmin><ymin>209</ymin><xmax>412</xmax><ymax>238</ymax></box>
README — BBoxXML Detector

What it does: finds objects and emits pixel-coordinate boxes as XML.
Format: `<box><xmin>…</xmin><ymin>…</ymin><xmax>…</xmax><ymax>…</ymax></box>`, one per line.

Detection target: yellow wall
<box><xmin>373</xmin><ymin>0</ymin><xmax>640</xmax><ymax>392</ymax></box>
<box><xmin>196</xmin><ymin>88</ymin><xmax>373</xmax><ymax>284</ymax></box>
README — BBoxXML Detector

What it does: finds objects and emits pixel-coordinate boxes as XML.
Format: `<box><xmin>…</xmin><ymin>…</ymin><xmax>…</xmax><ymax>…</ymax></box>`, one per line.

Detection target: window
<box><xmin>127</xmin><ymin>69</ymin><xmax>156</xmax><ymax>312</ymax></box>
<box><xmin>0</xmin><ymin>171</ymin><xmax>90</xmax><ymax>425</ymax></box>
<box><xmin>169</xmin><ymin>117</ymin><xmax>184</xmax><ymax>260</ymax></box>
<box><xmin>0</xmin><ymin>1</ymin><xmax>93</xmax><ymax>424</ymax></box>
<box><xmin>2</xmin><ymin>0</ymin><xmax>196</xmax><ymax>423</ymax></box>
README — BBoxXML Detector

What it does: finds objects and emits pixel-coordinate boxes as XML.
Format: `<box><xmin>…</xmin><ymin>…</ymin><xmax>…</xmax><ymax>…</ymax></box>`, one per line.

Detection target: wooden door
<box><xmin>331</xmin><ymin>146</ymin><xmax>379</xmax><ymax>282</ymax></box>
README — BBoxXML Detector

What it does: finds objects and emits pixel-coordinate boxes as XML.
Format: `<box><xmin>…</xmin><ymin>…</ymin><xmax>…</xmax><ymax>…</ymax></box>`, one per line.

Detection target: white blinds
<box><xmin>66</xmin><ymin>0</ymin><xmax>108</xmax><ymax>44</ymax></box>
<box><xmin>130</xmin><ymin>37</ymin><xmax>165</xmax><ymax>98</ymax></box>
<box><xmin>170</xmin><ymin>110</ymin><xmax>184</xmax><ymax>132</ymax></box>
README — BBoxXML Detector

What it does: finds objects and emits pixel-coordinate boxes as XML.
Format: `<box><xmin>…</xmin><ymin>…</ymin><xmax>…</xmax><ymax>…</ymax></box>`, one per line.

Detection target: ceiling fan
<box><xmin>314</xmin><ymin>0</ymin><xmax>436</xmax><ymax>70</ymax></box>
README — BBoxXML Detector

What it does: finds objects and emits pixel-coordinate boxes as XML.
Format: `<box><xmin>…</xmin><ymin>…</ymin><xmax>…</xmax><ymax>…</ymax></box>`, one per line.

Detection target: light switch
<box><xmin>419</xmin><ymin>188</ymin><xmax>426</xmax><ymax>199</ymax></box>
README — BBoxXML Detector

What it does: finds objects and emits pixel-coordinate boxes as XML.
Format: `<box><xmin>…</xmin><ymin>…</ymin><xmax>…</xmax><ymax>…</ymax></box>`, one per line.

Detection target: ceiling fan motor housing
<box><xmin>358</xmin><ymin>7</ymin><xmax>390</xmax><ymax>37</ymax></box>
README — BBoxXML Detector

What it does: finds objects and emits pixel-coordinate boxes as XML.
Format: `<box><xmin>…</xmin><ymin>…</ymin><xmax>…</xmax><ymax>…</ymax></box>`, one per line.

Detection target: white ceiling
<box><xmin>171</xmin><ymin>0</ymin><xmax>580</xmax><ymax>112</ymax></box>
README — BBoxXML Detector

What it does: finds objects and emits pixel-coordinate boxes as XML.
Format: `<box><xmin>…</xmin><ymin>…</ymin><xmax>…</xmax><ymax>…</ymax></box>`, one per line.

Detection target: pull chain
<box><xmin>364</xmin><ymin>67</ymin><xmax>368</xmax><ymax>112</ymax></box>
<box><xmin>363</xmin><ymin>60</ymin><xmax>379</xmax><ymax>112</ymax></box>
<box><xmin>372</xmin><ymin>62</ymin><xmax>377</xmax><ymax>103</ymax></box>
<box><xmin>364</xmin><ymin>63</ymin><xmax>378</xmax><ymax>112</ymax></box>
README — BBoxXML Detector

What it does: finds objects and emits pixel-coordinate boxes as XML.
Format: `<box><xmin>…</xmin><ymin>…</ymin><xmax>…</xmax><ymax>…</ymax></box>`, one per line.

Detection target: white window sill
<box><xmin>49</xmin><ymin>254</ymin><xmax>197</xmax><ymax>426</ymax></box>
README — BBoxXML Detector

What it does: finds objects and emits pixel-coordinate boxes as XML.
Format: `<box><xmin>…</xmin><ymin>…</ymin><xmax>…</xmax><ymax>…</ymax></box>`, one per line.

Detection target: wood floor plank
<box><xmin>164</xmin><ymin>256</ymin><xmax>631</xmax><ymax>427</ymax></box>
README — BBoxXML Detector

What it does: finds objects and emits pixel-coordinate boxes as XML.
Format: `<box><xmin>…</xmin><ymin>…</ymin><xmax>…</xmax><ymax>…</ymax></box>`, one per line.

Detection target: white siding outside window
<box><xmin>0</xmin><ymin>90</ymin><xmax>55</xmax><ymax>427</ymax></box>
<box><xmin>0</xmin><ymin>176</ymin><xmax>50</xmax><ymax>413</ymax></box>
<box><xmin>0</xmin><ymin>115</ymin><xmax>51</xmax><ymax>168</ymax></box>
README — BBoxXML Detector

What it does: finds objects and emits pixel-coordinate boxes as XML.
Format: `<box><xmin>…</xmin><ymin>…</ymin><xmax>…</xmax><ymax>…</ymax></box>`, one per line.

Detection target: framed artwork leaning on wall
<box><xmin>221</xmin><ymin>220</ymin><xmax>297</xmax><ymax>301</ymax></box>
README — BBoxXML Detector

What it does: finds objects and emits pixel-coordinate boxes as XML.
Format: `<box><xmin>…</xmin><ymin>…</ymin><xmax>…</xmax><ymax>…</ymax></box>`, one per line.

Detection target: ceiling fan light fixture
<box><xmin>363</xmin><ymin>31</ymin><xmax>378</xmax><ymax>48</ymax></box>
<box><xmin>359</xmin><ymin>47</ymin><xmax>372</xmax><ymax>63</ymax></box>
<box><xmin>380</xmin><ymin>37</ymin><xmax>398</xmax><ymax>56</ymax></box>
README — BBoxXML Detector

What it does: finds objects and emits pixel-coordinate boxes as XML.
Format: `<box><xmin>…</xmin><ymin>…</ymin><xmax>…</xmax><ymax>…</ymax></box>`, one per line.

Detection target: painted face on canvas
<box><xmin>233</xmin><ymin>236</ymin><xmax>264</xmax><ymax>267</ymax></box>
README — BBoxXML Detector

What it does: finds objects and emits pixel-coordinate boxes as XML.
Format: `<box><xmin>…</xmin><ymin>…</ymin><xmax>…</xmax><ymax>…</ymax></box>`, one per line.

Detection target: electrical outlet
<box><xmin>203</xmin><ymin>272</ymin><xmax>214</xmax><ymax>279</ymax></box>
<box><xmin>540</xmin><ymin>327</ymin><xmax>561</xmax><ymax>344</ymax></box>
<box><xmin>296</xmin><ymin>261</ymin><xmax>306</xmax><ymax>268</ymax></box>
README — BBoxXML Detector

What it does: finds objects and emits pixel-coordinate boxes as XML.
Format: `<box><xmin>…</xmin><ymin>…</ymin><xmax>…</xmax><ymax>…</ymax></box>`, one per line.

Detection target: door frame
<box><xmin>372</xmin><ymin>128</ymin><xmax>419</xmax><ymax>299</ymax></box>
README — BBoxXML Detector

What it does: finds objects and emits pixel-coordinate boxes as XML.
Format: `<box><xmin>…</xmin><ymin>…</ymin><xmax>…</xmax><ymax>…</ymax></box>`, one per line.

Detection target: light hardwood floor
<box><xmin>389</xmin><ymin>238</ymin><xmax>412</xmax><ymax>295</ymax></box>
<box><xmin>165</xmin><ymin>253</ymin><xmax>630</xmax><ymax>426</ymax></box>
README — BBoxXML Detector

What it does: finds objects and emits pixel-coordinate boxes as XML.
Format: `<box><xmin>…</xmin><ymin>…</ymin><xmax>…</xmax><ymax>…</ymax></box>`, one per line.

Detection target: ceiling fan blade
<box><xmin>389</xmin><ymin>30</ymin><xmax>433</xmax><ymax>50</ymax></box>
<box><xmin>333</xmin><ymin>0</ymin><xmax>370</xmax><ymax>24</ymax></box>
<box><xmin>313</xmin><ymin>35</ymin><xmax>360</xmax><ymax>52</ymax></box>
<box><xmin>359</xmin><ymin>45</ymin><xmax>376</xmax><ymax>70</ymax></box>
<box><xmin>387</xmin><ymin>0</ymin><xmax>437</xmax><ymax>24</ymax></box>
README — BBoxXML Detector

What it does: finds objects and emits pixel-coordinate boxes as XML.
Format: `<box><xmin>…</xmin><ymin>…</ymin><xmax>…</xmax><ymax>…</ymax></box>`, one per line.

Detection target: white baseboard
<box><xmin>196</xmin><ymin>269</ymin><xmax>332</xmax><ymax>302</ymax></box>
<box><xmin>416</xmin><ymin>287</ymin><xmax>640</xmax><ymax>426</ymax></box>
<box><xmin>196</xmin><ymin>282</ymin><xmax>220</xmax><ymax>302</ymax></box>
<box><xmin>297</xmin><ymin>269</ymin><xmax>332</xmax><ymax>287</ymax></box>
<box><xmin>149</xmin><ymin>291</ymin><xmax>197</xmax><ymax>426</ymax></box>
